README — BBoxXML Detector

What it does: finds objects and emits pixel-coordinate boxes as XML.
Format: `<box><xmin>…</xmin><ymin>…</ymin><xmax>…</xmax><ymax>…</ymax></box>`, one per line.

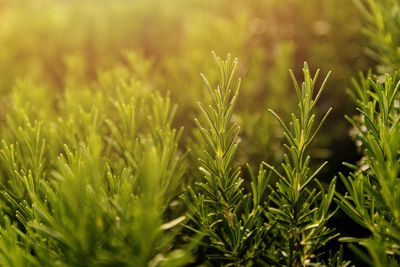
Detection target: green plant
<box><xmin>0</xmin><ymin>0</ymin><xmax>391</xmax><ymax>265</ymax></box>
<box><xmin>182</xmin><ymin>53</ymin><xmax>350</xmax><ymax>266</ymax></box>
<box><xmin>353</xmin><ymin>0</ymin><xmax>400</xmax><ymax>72</ymax></box>
<box><xmin>263</xmin><ymin>63</ymin><xmax>343</xmax><ymax>266</ymax></box>
<box><xmin>332</xmin><ymin>1</ymin><xmax>400</xmax><ymax>266</ymax></box>
<box><xmin>0</xmin><ymin>72</ymin><xmax>192</xmax><ymax>266</ymax></box>
<box><xmin>337</xmin><ymin>71</ymin><xmax>400</xmax><ymax>266</ymax></box>
<box><xmin>182</xmin><ymin>53</ymin><xmax>272</xmax><ymax>266</ymax></box>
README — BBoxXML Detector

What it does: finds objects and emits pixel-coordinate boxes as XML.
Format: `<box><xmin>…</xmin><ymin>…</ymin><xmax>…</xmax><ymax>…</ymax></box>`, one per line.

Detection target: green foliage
<box><xmin>337</xmin><ymin>72</ymin><xmax>400</xmax><ymax>266</ymax></box>
<box><xmin>182</xmin><ymin>54</ymin><xmax>351</xmax><ymax>266</ymax></box>
<box><xmin>0</xmin><ymin>71</ymin><xmax>192</xmax><ymax>266</ymax></box>
<box><xmin>333</xmin><ymin>1</ymin><xmax>400</xmax><ymax>266</ymax></box>
<box><xmin>0</xmin><ymin>0</ymin><xmax>368</xmax><ymax>174</ymax></box>
<box><xmin>263</xmin><ymin>63</ymin><xmax>341</xmax><ymax>266</ymax></box>
<box><xmin>182</xmin><ymin>53</ymin><xmax>272</xmax><ymax>266</ymax></box>
<box><xmin>354</xmin><ymin>0</ymin><xmax>400</xmax><ymax>72</ymax></box>
<box><xmin>0</xmin><ymin>0</ymin><xmax>396</xmax><ymax>265</ymax></box>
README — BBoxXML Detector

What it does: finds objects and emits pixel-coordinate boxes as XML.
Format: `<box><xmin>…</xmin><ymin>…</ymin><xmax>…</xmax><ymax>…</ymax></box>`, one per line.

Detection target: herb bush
<box><xmin>0</xmin><ymin>74</ymin><xmax>192</xmax><ymax>266</ymax></box>
<box><xmin>334</xmin><ymin>0</ymin><xmax>400</xmax><ymax>266</ymax></box>
<box><xmin>181</xmin><ymin>52</ymin><xmax>344</xmax><ymax>266</ymax></box>
<box><xmin>0</xmin><ymin>0</ymin><xmax>399</xmax><ymax>266</ymax></box>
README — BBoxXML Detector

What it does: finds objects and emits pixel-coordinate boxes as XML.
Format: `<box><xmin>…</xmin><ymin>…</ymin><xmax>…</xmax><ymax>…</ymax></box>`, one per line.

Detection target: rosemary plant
<box><xmin>0</xmin><ymin>73</ymin><xmax>192</xmax><ymax>266</ymax></box>
<box><xmin>353</xmin><ymin>0</ymin><xmax>400</xmax><ymax>72</ymax></box>
<box><xmin>337</xmin><ymin>72</ymin><xmax>400</xmax><ymax>266</ymax></box>
<box><xmin>334</xmin><ymin>1</ymin><xmax>400</xmax><ymax>265</ymax></box>
<box><xmin>182</xmin><ymin>53</ymin><xmax>272</xmax><ymax>266</ymax></box>
<box><xmin>0</xmin><ymin>0</ymin><xmax>394</xmax><ymax>264</ymax></box>
<box><xmin>264</xmin><ymin>63</ymin><xmax>341</xmax><ymax>266</ymax></box>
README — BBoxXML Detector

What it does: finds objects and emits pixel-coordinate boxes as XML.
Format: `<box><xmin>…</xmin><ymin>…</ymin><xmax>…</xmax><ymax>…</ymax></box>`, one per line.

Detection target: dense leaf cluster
<box><xmin>0</xmin><ymin>0</ymin><xmax>399</xmax><ymax>266</ymax></box>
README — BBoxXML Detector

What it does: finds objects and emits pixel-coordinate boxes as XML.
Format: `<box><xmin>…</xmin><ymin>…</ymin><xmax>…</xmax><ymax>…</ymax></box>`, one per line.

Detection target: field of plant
<box><xmin>0</xmin><ymin>0</ymin><xmax>399</xmax><ymax>266</ymax></box>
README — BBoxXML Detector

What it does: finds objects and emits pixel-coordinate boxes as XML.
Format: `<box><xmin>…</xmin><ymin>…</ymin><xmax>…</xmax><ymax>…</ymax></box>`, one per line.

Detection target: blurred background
<box><xmin>0</xmin><ymin>0</ymin><xmax>374</xmax><ymax>262</ymax></box>
<box><xmin>0</xmin><ymin>0</ymin><xmax>371</xmax><ymax>162</ymax></box>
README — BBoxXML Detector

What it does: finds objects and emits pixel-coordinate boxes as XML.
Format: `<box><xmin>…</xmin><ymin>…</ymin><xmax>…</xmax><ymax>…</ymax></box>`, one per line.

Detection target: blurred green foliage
<box><xmin>0</xmin><ymin>0</ymin><xmax>369</xmax><ymax>168</ymax></box>
<box><xmin>0</xmin><ymin>68</ymin><xmax>193</xmax><ymax>266</ymax></box>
